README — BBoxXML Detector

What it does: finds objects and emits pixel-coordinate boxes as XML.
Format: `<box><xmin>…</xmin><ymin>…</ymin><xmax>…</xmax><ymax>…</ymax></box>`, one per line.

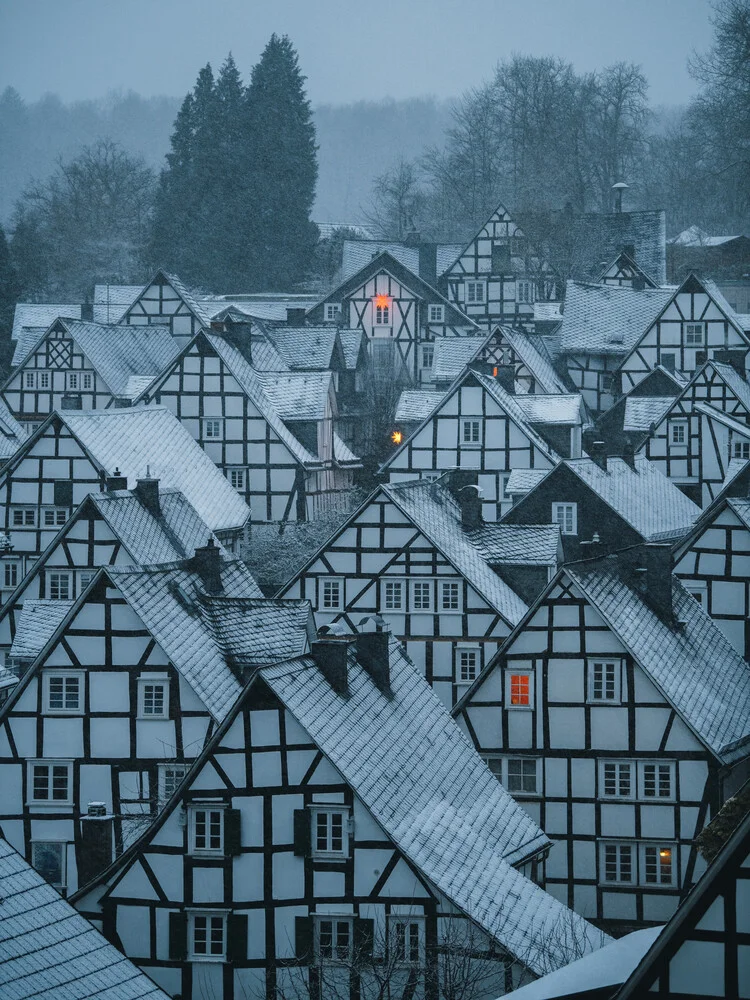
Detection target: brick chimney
<box><xmin>190</xmin><ymin>538</ymin><xmax>222</xmax><ymax>593</ymax></box>
<box><xmin>457</xmin><ymin>484</ymin><xmax>483</xmax><ymax>531</ymax></box>
<box><xmin>106</xmin><ymin>467</ymin><xmax>127</xmax><ymax>491</ymax></box>
<box><xmin>134</xmin><ymin>470</ymin><xmax>160</xmax><ymax>517</ymax></box>
<box><xmin>356</xmin><ymin>618</ymin><xmax>391</xmax><ymax>694</ymax></box>
<box><xmin>311</xmin><ymin>634</ymin><xmax>350</xmax><ymax>694</ymax></box>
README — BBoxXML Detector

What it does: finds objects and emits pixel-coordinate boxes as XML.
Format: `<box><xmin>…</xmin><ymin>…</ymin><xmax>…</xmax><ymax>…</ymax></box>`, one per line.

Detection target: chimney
<box><xmin>590</xmin><ymin>440</ymin><xmax>608</xmax><ymax>471</ymax></box>
<box><xmin>355</xmin><ymin>619</ymin><xmax>391</xmax><ymax>694</ymax></box>
<box><xmin>622</xmin><ymin>244</ymin><xmax>636</xmax><ymax>260</ymax></box>
<box><xmin>713</xmin><ymin>349</ymin><xmax>747</xmax><ymax>377</ymax></box>
<box><xmin>457</xmin><ymin>484</ymin><xmax>483</xmax><ymax>531</ymax></box>
<box><xmin>404</xmin><ymin>227</ymin><xmax>421</xmax><ymax>247</ymax></box>
<box><xmin>286</xmin><ymin>308</ymin><xmax>306</xmax><ymax>326</ymax></box>
<box><xmin>632</xmin><ymin>276</ymin><xmax>646</xmax><ymax>292</ymax></box>
<box><xmin>579</xmin><ymin>531</ymin><xmax>603</xmax><ymax>560</ymax></box>
<box><xmin>312</xmin><ymin>636</ymin><xmax>350</xmax><ymax>694</ymax></box>
<box><xmin>191</xmin><ymin>538</ymin><xmax>222</xmax><ymax>593</ymax></box>
<box><xmin>444</xmin><ymin>469</ymin><xmax>478</xmax><ymax>500</ymax></box>
<box><xmin>612</xmin><ymin>181</ymin><xmax>629</xmax><ymax>213</ymax></box>
<box><xmin>494</xmin><ymin>364</ymin><xmax>516</xmax><ymax>394</ymax></box>
<box><xmin>106</xmin><ymin>467</ymin><xmax>127</xmax><ymax>491</ymax></box>
<box><xmin>81</xmin><ymin>301</ymin><xmax>94</xmax><ymax>322</ymax></box>
<box><xmin>134</xmin><ymin>470</ymin><xmax>160</xmax><ymax>517</ymax></box>
<box><xmin>79</xmin><ymin>801</ymin><xmax>114</xmax><ymax>886</ymax></box>
<box><xmin>418</xmin><ymin>243</ymin><xmax>438</xmax><ymax>287</ymax></box>
<box><xmin>641</xmin><ymin>544</ymin><xmax>674</xmax><ymax>622</ymax></box>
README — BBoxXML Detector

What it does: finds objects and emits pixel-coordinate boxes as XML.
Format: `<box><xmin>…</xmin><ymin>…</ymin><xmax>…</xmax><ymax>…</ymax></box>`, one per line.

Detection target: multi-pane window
<box><xmin>390</xmin><ymin>917</ymin><xmax>424</xmax><ymax>965</ymax></box>
<box><xmin>190</xmin><ymin>913</ymin><xmax>226</xmax><ymax>960</ymax></box>
<box><xmin>552</xmin><ymin>502</ymin><xmax>577</xmax><ymax>535</ymax></box>
<box><xmin>315</xmin><ymin>916</ymin><xmax>353</xmax><ymax>963</ymax></box>
<box><xmin>12</xmin><ymin>508</ymin><xmax>35</xmax><ymax>527</ymax></box>
<box><xmin>24</xmin><ymin>372</ymin><xmax>35</xmax><ymax>389</ymax></box>
<box><xmin>159</xmin><ymin>764</ymin><xmax>187</xmax><ymax>801</ymax></box>
<box><xmin>588</xmin><ymin>660</ymin><xmax>621</xmax><ymax>703</ymax></box>
<box><xmin>457</xmin><ymin>646</ymin><xmax>479</xmax><ymax>683</ymax></box>
<box><xmin>48</xmin><ymin>572</ymin><xmax>72</xmax><ymax>600</ymax></box>
<box><xmin>28</xmin><ymin>761</ymin><xmax>72</xmax><ymax>804</ymax></box>
<box><xmin>601</xmin><ymin>761</ymin><xmax>634</xmax><ymax>798</ymax></box>
<box><xmin>734</xmin><ymin>439</ymin><xmax>750</xmax><ymax>460</ymax></box>
<box><xmin>428</xmin><ymin>304</ymin><xmax>445</xmax><ymax>323</ymax></box>
<box><xmin>321</xmin><ymin>578</ymin><xmax>343</xmax><ymax>611</ymax></box>
<box><xmin>411</xmin><ymin>581</ymin><xmax>433</xmax><ymax>611</ymax></box>
<box><xmin>508</xmin><ymin>672</ymin><xmax>532</xmax><ymax>708</ymax></box>
<box><xmin>202</xmin><ymin>419</ymin><xmax>223</xmax><ymax>439</ymax></box>
<box><xmin>43</xmin><ymin>508</ymin><xmax>68</xmax><ymax>528</ymax></box>
<box><xmin>38</xmin><ymin>372</ymin><xmax>50</xmax><ymax>389</ymax></box>
<box><xmin>66</xmin><ymin>372</ymin><xmax>93</xmax><ymax>391</ymax></box>
<box><xmin>421</xmin><ymin>344</ymin><xmax>435</xmax><ymax>368</ymax></box>
<box><xmin>32</xmin><ymin>841</ymin><xmax>66</xmax><ymax>888</ymax></box>
<box><xmin>44</xmin><ymin>672</ymin><xmax>82</xmax><ymax>714</ymax></box>
<box><xmin>312</xmin><ymin>808</ymin><xmax>348</xmax><ymax>858</ymax></box>
<box><xmin>461</xmin><ymin>419</ymin><xmax>481</xmax><ymax>445</ymax></box>
<box><xmin>3</xmin><ymin>560</ymin><xmax>19</xmax><ymax>589</ymax></box>
<box><xmin>506</xmin><ymin>757</ymin><xmax>538</xmax><ymax>794</ymax></box>
<box><xmin>516</xmin><ymin>279</ymin><xmax>535</xmax><ymax>304</ymax></box>
<box><xmin>324</xmin><ymin>303</ymin><xmax>341</xmax><ymax>321</ymax></box>
<box><xmin>190</xmin><ymin>806</ymin><xmax>224</xmax><ymax>854</ymax></box>
<box><xmin>383</xmin><ymin>580</ymin><xmax>404</xmax><ymax>611</ymax></box>
<box><xmin>643</xmin><ymin>844</ymin><xmax>675</xmax><ymax>885</ymax></box>
<box><xmin>440</xmin><ymin>581</ymin><xmax>460</xmax><ymax>612</ymax></box>
<box><xmin>641</xmin><ymin>762</ymin><xmax>673</xmax><ymax>800</ymax></box>
<box><xmin>79</xmin><ymin>570</ymin><xmax>96</xmax><ymax>591</ymax></box>
<box><xmin>670</xmin><ymin>420</ymin><xmax>688</xmax><ymax>446</ymax></box>
<box><xmin>375</xmin><ymin>304</ymin><xmax>390</xmax><ymax>325</ymax></box>
<box><xmin>137</xmin><ymin>676</ymin><xmax>169</xmax><ymax>719</ymax></box>
<box><xmin>685</xmin><ymin>322</ymin><xmax>705</xmax><ymax>346</ymax></box>
<box><xmin>466</xmin><ymin>281</ymin><xmax>485</xmax><ymax>304</ymax></box>
<box><xmin>603</xmin><ymin>843</ymin><xmax>634</xmax><ymax>884</ymax></box>
<box><xmin>227</xmin><ymin>468</ymin><xmax>246</xmax><ymax>490</ymax></box>
<box><xmin>600</xmin><ymin>842</ymin><xmax>676</xmax><ymax>886</ymax></box>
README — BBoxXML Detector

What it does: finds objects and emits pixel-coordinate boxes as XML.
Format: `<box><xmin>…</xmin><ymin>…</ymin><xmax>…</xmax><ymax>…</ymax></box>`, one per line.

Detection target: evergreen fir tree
<box><xmin>0</xmin><ymin>225</ymin><xmax>22</xmax><ymax>378</ymax></box>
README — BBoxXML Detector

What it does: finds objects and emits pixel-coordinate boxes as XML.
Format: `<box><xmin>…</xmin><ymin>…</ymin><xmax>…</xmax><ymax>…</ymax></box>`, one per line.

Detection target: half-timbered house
<box><xmin>118</xmin><ymin>271</ymin><xmax>211</xmax><ymax>344</ymax></box>
<box><xmin>11</xmin><ymin>302</ymin><xmax>83</xmax><ymax>369</ymax></box>
<box><xmin>593</xmin><ymin>366</ymin><xmax>687</xmax><ymax>459</ymax></box>
<box><xmin>308</xmin><ymin>250</ymin><xmax>477</xmax><ymax>384</ymax></box>
<box><xmin>501</xmin><ymin>455</ymin><xmax>702</xmax><ymax>561</ymax></box>
<box><xmin>280</xmin><ymin>475</ymin><xmax>564</xmax><ymax>708</ymax></box>
<box><xmin>71</xmin><ymin>632</ymin><xmax>609</xmax><ymax>1000</ymax></box>
<box><xmin>1</xmin><ymin>318</ymin><xmax>180</xmax><ymax>429</ymax></box>
<box><xmin>598</xmin><ymin>250</ymin><xmax>659</xmax><ymax>289</ymax></box>
<box><xmin>136</xmin><ymin>330</ymin><xmax>359</xmax><ymax>523</ymax></box>
<box><xmin>635</xmin><ymin>360</ymin><xmax>750</xmax><ymax>506</ymax></box>
<box><xmin>0</xmin><ymin>398</ymin><xmax>28</xmax><ymax>468</ymax></box>
<box><xmin>617</xmin><ymin>274</ymin><xmax>750</xmax><ymax>394</ymax></box>
<box><xmin>0</xmin><ymin>549</ymin><xmax>314</xmax><ymax>896</ymax></box>
<box><xmin>383</xmin><ymin>367</ymin><xmax>583</xmax><ymax>521</ymax></box>
<box><xmin>453</xmin><ymin>549</ymin><xmax>750</xmax><ymax>931</ymax></box>
<box><xmin>0</xmin><ymin>406</ymin><xmax>251</xmax><ymax>568</ymax></box>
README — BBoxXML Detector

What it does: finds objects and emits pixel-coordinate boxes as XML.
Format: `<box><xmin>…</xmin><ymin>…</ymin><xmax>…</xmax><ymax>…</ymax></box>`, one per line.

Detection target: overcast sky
<box><xmin>1</xmin><ymin>0</ymin><xmax>713</xmax><ymax>107</ymax></box>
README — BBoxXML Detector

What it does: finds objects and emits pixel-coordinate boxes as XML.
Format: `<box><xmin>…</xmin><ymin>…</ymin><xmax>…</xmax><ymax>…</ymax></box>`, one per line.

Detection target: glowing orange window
<box><xmin>510</xmin><ymin>674</ymin><xmax>530</xmax><ymax>706</ymax></box>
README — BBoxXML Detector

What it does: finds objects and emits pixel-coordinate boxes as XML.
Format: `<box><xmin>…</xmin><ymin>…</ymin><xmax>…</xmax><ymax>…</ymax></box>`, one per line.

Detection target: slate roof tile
<box><xmin>514</xmin><ymin>393</ymin><xmax>583</xmax><ymax>425</ymax></box>
<box><xmin>61</xmin><ymin>321</ymin><xmax>179</xmax><ymax>398</ymax></box>
<box><xmin>560</xmin><ymin>282</ymin><xmax>673</xmax><ymax>355</ymax></box>
<box><xmin>256</xmin><ymin>371</ymin><xmax>333</xmax><ymax>421</ymax></box>
<box><xmin>432</xmin><ymin>337</ymin><xmax>486</xmax><ymax>382</ymax></box>
<box><xmin>338</xmin><ymin>329</ymin><xmax>365</xmax><ymax>370</ymax></box>
<box><xmin>505</xmin><ymin>469</ymin><xmax>552</xmax><ymax>496</ymax></box>
<box><xmin>9</xmin><ymin>601</ymin><xmax>75</xmax><ymax>659</ymax></box>
<box><xmin>623</xmin><ymin>397</ymin><xmax>676</xmax><ymax>431</ymax></box>
<box><xmin>93</xmin><ymin>285</ymin><xmax>143</xmax><ymax>324</ymax></box>
<box><xmin>265</xmin><ymin>327</ymin><xmax>338</xmax><ymax>370</ymax></box>
<box><xmin>11</xmin><ymin>305</ymin><xmax>82</xmax><ymax>364</ymax></box>
<box><xmin>396</xmin><ymin>389</ymin><xmax>447</xmax><ymax>422</ymax></box>
<box><xmin>468</xmin><ymin>523</ymin><xmax>561</xmax><ymax>565</ymax></box>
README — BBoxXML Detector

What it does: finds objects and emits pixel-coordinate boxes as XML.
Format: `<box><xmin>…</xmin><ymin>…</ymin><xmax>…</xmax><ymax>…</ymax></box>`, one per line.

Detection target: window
<box><xmin>390</xmin><ymin>917</ymin><xmax>425</xmax><ymax>965</ymax></box>
<box><xmin>43</xmin><ymin>507</ymin><xmax>68</xmax><ymax>528</ymax></box>
<box><xmin>669</xmin><ymin>420</ymin><xmax>688</xmax><ymax>446</ymax></box>
<box><xmin>66</xmin><ymin>372</ymin><xmax>93</xmax><ymax>391</ymax></box>
<box><xmin>640</xmin><ymin>762</ymin><xmax>674</xmax><ymax>800</ymax></box>
<box><xmin>734</xmin><ymin>439</ymin><xmax>750</xmax><ymax>460</ymax></box>
<box><xmin>382</xmin><ymin>580</ymin><xmax>404</xmax><ymax>611</ymax></box>
<box><xmin>227</xmin><ymin>468</ymin><xmax>246</xmax><ymax>490</ymax></box>
<box><xmin>43</xmin><ymin>671</ymin><xmax>83</xmax><ymax>714</ymax></box>
<box><xmin>684</xmin><ymin>581</ymin><xmax>707</xmax><ymax>608</ymax></box>
<box><xmin>320</xmin><ymin>577</ymin><xmax>343</xmax><ymax>612</ymax></box>
<box><xmin>552</xmin><ymin>502</ymin><xmax>577</xmax><ymax>535</ymax></box>
<box><xmin>3</xmin><ymin>560</ymin><xmax>20</xmax><ymax>590</ymax></box>
<box><xmin>642</xmin><ymin>843</ymin><xmax>675</xmax><ymax>885</ymax></box>
<box><xmin>79</xmin><ymin>570</ymin><xmax>96</xmax><ymax>591</ymax></box>
<box><xmin>507</xmin><ymin>672</ymin><xmax>532</xmax><ymax>708</ymax></box>
<box><xmin>324</xmin><ymin>303</ymin><xmax>341</xmax><ymax>321</ymax></box>
<box><xmin>466</xmin><ymin>281</ymin><xmax>485</xmax><ymax>304</ymax></box>
<box><xmin>428</xmin><ymin>304</ymin><xmax>445</xmax><ymax>323</ymax></box>
<box><xmin>159</xmin><ymin>763</ymin><xmax>187</xmax><ymax>801</ymax></box>
<box><xmin>28</xmin><ymin>760</ymin><xmax>72</xmax><ymax>805</ymax></box>
<box><xmin>189</xmin><ymin>912</ymin><xmax>227</xmax><ymax>961</ymax></box>
<box><xmin>588</xmin><ymin>660</ymin><xmax>621</xmax><ymax>703</ymax></box>
<box><xmin>421</xmin><ymin>344</ymin><xmax>435</xmax><ymax>368</ymax></box>
<box><xmin>440</xmin><ymin>581</ymin><xmax>460</xmax><ymax>612</ymax></box>
<box><xmin>48</xmin><ymin>571</ymin><xmax>72</xmax><ymax>600</ymax></box>
<box><xmin>506</xmin><ymin>757</ymin><xmax>539</xmax><ymax>794</ymax></box>
<box><xmin>411</xmin><ymin>581</ymin><xmax>433</xmax><ymax>612</ymax></box>
<box><xmin>32</xmin><ymin>841</ymin><xmax>66</xmax><ymax>889</ymax></box>
<box><xmin>312</xmin><ymin>807</ymin><xmax>349</xmax><ymax>858</ymax></box>
<box><xmin>516</xmin><ymin>279</ymin><xmax>535</xmax><ymax>304</ymax></box>
<box><xmin>315</xmin><ymin>915</ymin><xmax>353</xmax><ymax>963</ymax></box>
<box><xmin>137</xmin><ymin>675</ymin><xmax>169</xmax><ymax>719</ymax></box>
<box><xmin>600</xmin><ymin>761</ymin><xmax>635</xmax><ymax>799</ymax></box>
<box><xmin>38</xmin><ymin>372</ymin><xmax>50</xmax><ymax>390</ymax></box>
<box><xmin>374</xmin><ymin>297</ymin><xmax>391</xmax><ymax>325</ymax></box>
<box><xmin>602</xmin><ymin>842</ymin><xmax>634</xmax><ymax>884</ymax></box>
<box><xmin>461</xmin><ymin>418</ymin><xmax>482</xmax><ymax>445</ymax></box>
<box><xmin>11</xmin><ymin>508</ymin><xmax>35</xmax><ymax>527</ymax></box>
<box><xmin>685</xmin><ymin>322</ymin><xmax>705</xmax><ymax>346</ymax></box>
<box><xmin>457</xmin><ymin>645</ymin><xmax>479</xmax><ymax>684</ymax></box>
<box><xmin>202</xmin><ymin>419</ymin><xmax>223</xmax><ymax>439</ymax></box>
<box><xmin>24</xmin><ymin>371</ymin><xmax>35</xmax><ymax>390</ymax></box>
<box><xmin>189</xmin><ymin>805</ymin><xmax>225</xmax><ymax>854</ymax></box>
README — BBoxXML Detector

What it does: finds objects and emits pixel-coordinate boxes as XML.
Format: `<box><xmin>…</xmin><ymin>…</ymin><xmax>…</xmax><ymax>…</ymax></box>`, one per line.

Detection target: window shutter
<box><xmin>293</xmin><ymin>808</ymin><xmax>311</xmax><ymax>857</ymax></box>
<box><xmin>53</xmin><ymin>480</ymin><xmax>73</xmax><ymax>507</ymax></box>
<box><xmin>169</xmin><ymin>911</ymin><xmax>187</xmax><ymax>961</ymax></box>
<box><xmin>224</xmin><ymin>808</ymin><xmax>242</xmax><ymax>856</ymax></box>
<box><xmin>227</xmin><ymin>913</ymin><xmax>248</xmax><ymax>963</ymax></box>
<box><xmin>295</xmin><ymin>915</ymin><xmax>313</xmax><ymax>960</ymax></box>
<box><xmin>354</xmin><ymin>917</ymin><xmax>374</xmax><ymax>958</ymax></box>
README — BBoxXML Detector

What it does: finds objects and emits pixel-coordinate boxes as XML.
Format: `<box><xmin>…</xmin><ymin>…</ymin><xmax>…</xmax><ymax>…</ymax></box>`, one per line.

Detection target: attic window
<box><xmin>325</xmin><ymin>303</ymin><xmax>341</xmax><ymax>321</ymax></box>
<box><xmin>374</xmin><ymin>296</ymin><xmax>390</xmax><ymax>325</ymax></box>
<box><xmin>428</xmin><ymin>304</ymin><xmax>445</xmax><ymax>323</ymax></box>
<box><xmin>685</xmin><ymin>322</ymin><xmax>705</xmax><ymax>346</ymax></box>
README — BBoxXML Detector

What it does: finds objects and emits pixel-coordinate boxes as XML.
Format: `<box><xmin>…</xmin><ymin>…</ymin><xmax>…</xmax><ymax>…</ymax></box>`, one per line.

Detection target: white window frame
<box><xmin>23</xmin><ymin>371</ymin><xmax>36</xmax><ymax>390</ymax></box>
<box><xmin>552</xmin><ymin>502</ymin><xmax>578</xmax><ymax>536</ymax></box>
<box><xmin>78</xmin><ymin>569</ymin><xmax>96</xmax><ymax>592</ymax></box>
<box><xmin>66</xmin><ymin>372</ymin><xmax>94</xmax><ymax>391</ymax></box>
<box><xmin>324</xmin><ymin>303</ymin><xmax>341</xmax><ymax>321</ymax></box>
<box><xmin>685</xmin><ymin>322</ymin><xmax>705</xmax><ymax>346</ymax></box>
<box><xmin>227</xmin><ymin>467</ymin><xmax>246</xmax><ymax>491</ymax></box>
<box><xmin>320</xmin><ymin>577</ymin><xmax>344</xmax><ymax>612</ymax></box>
<box><xmin>638</xmin><ymin>761</ymin><xmax>675</xmax><ymax>802</ymax></box>
<box><xmin>669</xmin><ymin>419</ymin><xmax>688</xmax><ymax>447</ymax></box>
<box><xmin>38</xmin><ymin>371</ymin><xmax>51</xmax><ymax>390</ymax></box>
<box><xmin>456</xmin><ymin>644</ymin><xmax>480</xmax><ymax>685</ymax></box>
<box><xmin>389</xmin><ymin>915</ymin><xmax>425</xmax><ymax>966</ymax></box>
<box><xmin>410</xmin><ymin>580</ymin><xmax>433</xmax><ymax>612</ymax></box>
<box><xmin>314</xmin><ymin>914</ymin><xmax>354</xmax><ymax>964</ymax></box>
<box><xmin>504</xmin><ymin>756</ymin><xmax>541</xmax><ymax>796</ymax></box>
<box><xmin>640</xmin><ymin>842</ymin><xmax>677</xmax><ymax>887</ymax></box>
<box><xmin>3</xmin><ymin>559</ymin><xmax>21</xmax><ymax>590</ymax></box>
<box><xmin>27</xmin><ymin>759</ymin><xmax>73</xmax><ymax>807</ymax></box>
<box><xmin>374</xmin><ymin>302</ymin><xmax>391</xmax><ymax>326</ymax></box>
<box><xmin>382</xmin><ymin>579</ymin><xmax>404</xmax><ymax>612</ymax></box>
<box><xmin>506</xmin><ymin>670</ymin><xmax>534</xmax><ymax>710</ymax></box>
<box><xmin>31</xmin><ymin>840</ymin><xmax>67</xmax><ymax>889</ymax></box>
<box><xmin>461</xmin><ymin>418</ymin><xmax>482</xmax><ymax>447</ymax></box>
<box><xmin>600</xmin><ymin>841</ymin><xmax>635</xmax><ymax>885</ymax></box>
<box><xmin>599</xmin><ymin>760</ymin><xmax>635</xmax><ymax>800</ymax></box>
<box><xmin>42</xmin><ymin>507</ymin><xmax>68</xmax><ymax>528</ymax></box>
<box><xmin>188</xmin><ymin>909</ymin><xmax>228</xmax><ymax>962</ymax></box>
<box><xmin>48</xmin><ymin>570</ymin><xmax>72</xmax><ymax>601</ymax></box>
<box><xmin>421</xmin><ymin>343</ymin><xmax>435</xmax><ymax>369</ymax></box>
<box><xmin>188</xmin><ymin>803</ymin><xmax>226</xmax><ymax>856</ymax></box>
<box><xmin>684</xmin><ymin>580</ymin><xmax>707</xmax><ymax>609</ymax></box>
<box><xmin>158</xmin><ymin>763</ymin><xmax>188</xmax><ymax>802</ymax></box>
<box><xmin>137</xmin><ymin>674</ymin><xmax>169</xmax><ymax>720</ymax></box>
<box><xmin>439</xmin><ymin>580</ymin><xmax>461</xmax><ymax>614</ymax></box>
<box><xmin>516</xmin><ymin>279</ymin><xmax>535</xmax><ymax>304</ymax></box>
<box><xmin>466</xmin><ymin>281</ymin><xmax>486</xmax><ymax>305</ymax></box>
<box><xmin>733</xmin><ymin>437</ymin><xmax>750</xmax><ymax>460</ymax></box>
<box><xmin>202</xmin><ymin>418</ymin><xmax>223</xmax><ymax>440</ymax></box>
<box><xmin>11</xmin><ymin>507</ymin><xmax>36</xmax><ymax>527</ymax></box>
<box><xmin>43</xmin><ymin>670</ymin><xmax>84</xmax><ymax>715</ymax></box>
<box><xmin>311</xmin><ymin>806</ymin><xmax>350</xmax><ymax>860</ymax></box>
<box><xmin>587</xmin><ymin>659</ymin><xmax>622</xmax><ymax>704</ymax></box>
<box><xmin>427</xmin><ymin>303</ymin><xmax>445</xmax><ymax>324</ymax></box>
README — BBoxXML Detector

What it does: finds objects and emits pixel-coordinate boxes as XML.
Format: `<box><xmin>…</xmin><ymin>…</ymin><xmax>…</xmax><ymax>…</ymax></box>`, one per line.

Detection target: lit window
<box><xmin>189</xmin><ymin>805</ymin><xmax>224</xmax><ymax>854</ymax></box>
<box><xmin>227</xmin><ymin>468</ymin><xmax>246</xmax><ymax>490</ymax></box>
<box><xmin>202</xmin><ymin>419</ymin><xmax>223</xmax><ymax>439</ymax></box>
<box><xmin>312</xmin><ymin>807</ymin><xmax>349</xmax><ymax>858</ymax></box>
<box><xmin>28</xmin><ymin>760</ymin><xmax>72</xmax><ymax>805</ymax></box>
<box><xmin>390</xmin><ymin>917</ymin><xmax>424</xmax><ymax>965</ymax></box>
<box><xmin>43</xmin><ymin>671</ymin><xmax>83</xmax><ymax>714</ymax></box>
<box><xmin>440</xmin><ymin>581</ymin><xmax>460</xmax><ymax>612</ymax></box>
<box><xmin>508</xmin><ymin>672</ymin><xmax>532</xmax><ymax>708</ymax></box>
<box><xmin>516</xmin><ymin>279</ymin><xmax>535</xmax><ymax>304</ymax></box>
<box><xmin>48</xmin><ymin>572</ymin><xmax>72</xmax><ymax>601</ymax></box>
<box><xmin>640</xmin><ymin>762</ymin><xmax>674</xmax><ymax>800</ymax></box>
<box><xmin>43</xmin><ymin>508</ymin><xmax>68</xmax><ymax>528</ymax></box>
<box><xmin>588</xmin><ymin>660</ymin><xmax>621</xmax><ymax>703</ymax></box>
<box><xmin>734</xmin><ymin>439</ymin><xmax>750</xmax><ymax>460</ymax></box>
<box><xmin>602</xmin><ymin>843</ymin><xmax>634</xmax><ymax>884</ymax></box>
<box><xmin>461</xmin><ymin>419</ymin><xmax>481</xmax><ymax>445</ymax></box>
<box><xmin>428</xmin><ymin>304</ymin><xmax>445</xmax><ymax>323</ymax></box>
<box><xmin>457</xmin><ymin>646</ymin><xmax>479</xmax><ymax>683</ymax></box>
<box><xmin>374</xmin><ymin>295</ymin><xmax>391</xmax><ymax>325</ymax></box>
<box><xmin>12</xmin><ymin>508</ymin><xmax>36</xmax><ymax>527</ymax></box>
<box><xmin>600</xmin><ymin>761</ymin><xmax>634</xmax><ymax>799</ymax></box>
<box><xmin>32</xmin><ymin>841</ymin><xmax>67</xmax><ymax>889</ymax></box>
<box><xmin>552</xmin><ymin>502</ymin><xmax>577</xmax><ymax>535</ymax></box>
<box><xmin>685</xmin><ymin>322</ymin><xmax>705</xmax><ymax>346</ymax></box>
<box><xmin>315</xmin><ymin>915</ymin><xmax>353</xmax><ymax>963</ymax></box>
<box><xmin>411</xmin><ymin>580</ymin><xmax>433</xmax><ymax>611</ymax></box>
<box><xmin>324</xmin><ymin>302</ymin><xmax>341</xmax><ymax>321</ymax></box>
<box><xmin>320</xmin><ymin>578</ymin><xmax>343</xmax><ymax>612</ymax></box>
<box><xmin>383</xmin><ymin>580</ymin><xmax>404</xmax><ymax>611</ymax></box>
<box><xmin>642</xmin><ymin>844</ymin><xmax>675</xmax><ymax>885</ymax></box>
<box><xmin>158</xmin><ymin>763</ymin><xmax>187</xmax><ymax>802</ymax></box>
<box><xmin>669</xmin><ymin>420</ymin><xmax>688</xmax><ymax>446</ymax></box>
<box><xmin>466</xmin><ymin>281</ymin><xmax>485</xmax><ymax>304</ymax></box>
<box><xmin>190</xmin><ymin>912</ymin><xmax>227</xmax><ymax>960</ymax></box>
<box><xmin>137</xmin><ymin>675</ymin><xmax>169</xmax><ymax>719</ymax></box>
<box><xmin>3</xmin><ymin>560</ymin><xmax>20</xmax><ymax>590</ymax></box>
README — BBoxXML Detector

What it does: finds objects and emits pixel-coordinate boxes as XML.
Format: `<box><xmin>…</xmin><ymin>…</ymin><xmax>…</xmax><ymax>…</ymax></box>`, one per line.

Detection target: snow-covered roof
<box><xmin>199</xmin><ymin>294</ymin><xmax>317</xmax><ymax>323</ymax></box>
<box><xmin>622</xmin><ymin>396</ymin><xmax>676</xmax><ymax>431</ymax></box>
<box><xmin>505</xmin><ymin>468</ymin><xmax>552</xmax><ymax>496</ymax></box>
<box><xmin>0</xmin><ymin>836</ymin><xmax>169</xmax><ymax>1000</ymax></box>
<box><xmin>338</xmin><ymin>329</ymin><xmax>365</xmax><ymax>370</ymax></box>
<box><xmin>9</xmin><ymin>600</ymin><xmax>74</xmax><ymax>660</ymax></box>
<box><xmin>501</xmin><ymin>327</ymin><xmax>570</xmax><ymax>394</ymax></box>
<box><xmin>257</xmin><ymin>370</ymin><xmax>334</xmax><ymax>421</ymax></box>
<box><xmin>693</xmin><ymin>401</ymin><xmax>750</xmax><ymax>440</ymax></box>
<box><xmin>560</xmin><ymin>281</ymin><xmax>673</xmax><ymax>356</ymax></box>
<box><xmin>669</xmin><ymin>225</ymin><xmax>742</xmax><ymax>247</ymax></box>
<box><xmin>533</xmin><ymin>301</ymin><xmax>562</xmax><ymax>323</ymax></box>
<box><xmin>58</xmin><ymin>407</ymin><xmax>251</xmax><ymax>533</ymax></box>
<box><xmin>710</xmin><ymin>361</ymin><xmax>750</xmax><ymax>413</ymax></box>
<box><xmin>396</xmin><ymin>388</ymin><xmax>446</xmax><ymax>423</ymax></box>
<box><xmin>567</xmin><ymin>559</ymin><xmax>750</xmax><ymax>761</ymax></box>
<box><xmin>0</xmin><ymin>400</ymin><xmax>28</xmax><ymax>462</ymax></box>
<box><xmin>514</xmin><ymin>393</ymin><xmax>583</xmax><ymax>426</ymax></box>
<box><xmin>432</xmin><ymin>337</ymin><xmax>486</xmax><ymax>382</ymax></box>
<box><xmin>468</xmin><ymin>523</ymin><xmax>561</xmax><ymax>566</ymax></box>
<box><xmin>266</xmin><ymin>326</ymin><xmax>339</xmax><ymax>370</ymax></box>
<box><xmin>93</xmin><ymin>284</ymin><xmax>143</xmax><ymax>323</ymax></box>
<box><xmin>11</xmin><ymin>304</ymin><xmax>82</xmax><ymax>366</ymax></box>
<box><xmin>473</xmin><ymin>372</ymin><xmax>564</xmax><ymax>460</ymax></box>
<box><xmin>60</xmin><ymin>320</ymin><xmax>179</xmax><ymax>397</ymax></box>
<box><xmin>340</xmin><ymin>240</ymin><xmax>464</xmax><ymax>281</ymax></box>
<box><xmin>701</xmin><ymin>278</ymin><xmax>750</xmax><ymax>336</ymax></box>
<box><xmin>161</xmin><ymin>272</ymin><xmax>213</xmax><ymax>327</ymax></box>
<box><xmin>333</xmin><ymin>432</ymin><xmax>360</xmax><ymax>467</ymax></box>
